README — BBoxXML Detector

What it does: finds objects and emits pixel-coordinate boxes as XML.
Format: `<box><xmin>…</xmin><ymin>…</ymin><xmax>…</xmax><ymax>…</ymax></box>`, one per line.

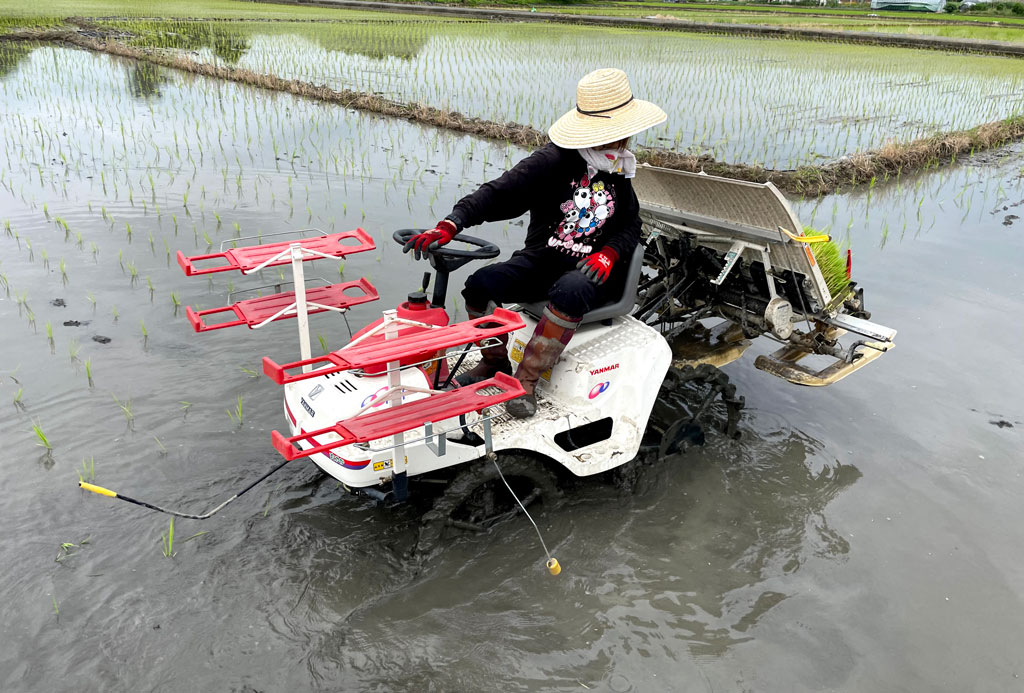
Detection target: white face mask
<box><xmin>579</xmin><ymin>145</ymin><xmax>637</xmax><ymax>179</ymax></box>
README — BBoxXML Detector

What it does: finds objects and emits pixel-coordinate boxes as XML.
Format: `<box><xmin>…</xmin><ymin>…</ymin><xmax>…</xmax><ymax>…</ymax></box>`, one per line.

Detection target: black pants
<box><xmin>462</xmin><ymin>250</ymin><xmax>627</xmax><ymax>318</ymax></box>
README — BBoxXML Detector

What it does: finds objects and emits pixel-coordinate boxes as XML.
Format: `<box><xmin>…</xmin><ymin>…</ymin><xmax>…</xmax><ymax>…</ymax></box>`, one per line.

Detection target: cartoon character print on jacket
<box><xmin>548</xmin><ymin>174</ymin><xmax>615</xmax><ymax>258</ymax></box>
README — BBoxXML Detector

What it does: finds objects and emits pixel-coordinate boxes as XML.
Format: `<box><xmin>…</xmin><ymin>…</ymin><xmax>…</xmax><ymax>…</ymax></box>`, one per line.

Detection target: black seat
<box><xmin>520</xmin><ymin>249</ymin><xmax>645</xmax><ymax>325</ymax></box>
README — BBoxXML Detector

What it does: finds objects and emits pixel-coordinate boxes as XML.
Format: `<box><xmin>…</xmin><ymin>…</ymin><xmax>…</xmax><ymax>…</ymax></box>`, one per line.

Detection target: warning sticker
<box><xmin>510</xmin><ymin>339</ymin><xmax>526</xmax><ymax>364</ymax></box>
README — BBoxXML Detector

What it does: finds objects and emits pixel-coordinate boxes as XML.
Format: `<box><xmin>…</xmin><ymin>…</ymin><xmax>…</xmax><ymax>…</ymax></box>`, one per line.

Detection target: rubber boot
<box><xmin>455</xmin><ymin>307</ymin><xmax>513</xmax><ymax>387</ymax></box>
<box><xmin>506</xmin><ymin>304</ymin><xmax>580</xmax><ymax>419</ymax></box>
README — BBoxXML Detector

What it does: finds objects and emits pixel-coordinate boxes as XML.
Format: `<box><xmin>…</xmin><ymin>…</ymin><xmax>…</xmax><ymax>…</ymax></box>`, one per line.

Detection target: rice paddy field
<box><xmin>1</xmin><ymin>3</ymin><xmax>1024</xmax><ymax>691</ymax></box>
<box><xmin>83</xmin><ymin>17</ymin><xmax>1024</xmax><ymax>168</ymax></box>
<box><xmin>534</xmin><ymin>3</ymin><xmax>1024</xmax><ymax>43</ymax></box>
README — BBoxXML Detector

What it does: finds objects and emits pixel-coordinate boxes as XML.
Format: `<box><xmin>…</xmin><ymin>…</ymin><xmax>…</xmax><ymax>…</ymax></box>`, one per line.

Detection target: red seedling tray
<box><xmin>185</xmin><ymin>278</ymin><xmax>379</xmax><ymax>332</ymax></box>
<box><xmin>177</xmin><ymin>228</ymin><xmax>375</xmax><ymax>276</ymax></box>
<box><xmin>262</xmin><ymin>308</ymin><xmax>525</xmax><ymax>384</ymax></box>
<box><xmin>271</xmin><ymin>373</ymin><xmax>524</xmax><ymax>461</ymax></box>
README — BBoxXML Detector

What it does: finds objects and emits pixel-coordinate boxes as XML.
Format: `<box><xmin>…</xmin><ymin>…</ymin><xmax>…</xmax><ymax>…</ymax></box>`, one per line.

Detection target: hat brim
<box><xmin>548</xmin><ymin>99</ymin><xmax>667</xmax><ymax>149</ymax></box>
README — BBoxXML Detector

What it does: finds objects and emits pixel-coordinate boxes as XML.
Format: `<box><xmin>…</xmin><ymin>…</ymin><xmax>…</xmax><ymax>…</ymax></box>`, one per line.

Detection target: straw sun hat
<box><xmin>548</xmin><ymin>68</ymin><xmax>667</xmax><ymax>150</ymax></box>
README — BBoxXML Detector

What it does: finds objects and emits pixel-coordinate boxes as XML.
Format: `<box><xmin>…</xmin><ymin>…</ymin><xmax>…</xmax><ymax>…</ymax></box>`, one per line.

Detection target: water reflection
<box><xmin>127</xmin><ymin>62</ymin><xmax>163</xmax><ymax>99</ymax></box>
<box><xmin>268</xmin><ymin>413</ymin><xmax>860</xmax><ymax>688</ymax></box>
<box><xmin>0</xmin><ymin>43</ymin><xmax>33</xmax><ymax>81</ymax></box>
<box><xmin>128</xmin><ymin>21</ymin><xmax>251</xmax><ymax>64</ymax></box>
<box><xmin>304</xmin><ymin>21</ymin><xmax>429</xmax><ymax>61</ymax></box>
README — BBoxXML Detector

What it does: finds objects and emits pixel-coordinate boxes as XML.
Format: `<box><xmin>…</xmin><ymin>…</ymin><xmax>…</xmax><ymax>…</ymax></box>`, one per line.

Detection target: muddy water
<box><xmin>1</xmin><ymin>46</ymin><xmax>1023</xmax><ymax>692</ymax></box>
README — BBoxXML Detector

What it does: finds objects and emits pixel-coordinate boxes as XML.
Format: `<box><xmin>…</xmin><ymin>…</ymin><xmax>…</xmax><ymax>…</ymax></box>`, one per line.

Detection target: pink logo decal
<box><xmin>360</xmin><ymin>386</ymin><xmax>391</xmax><ymax>409</ymax></box>
<box><xmin>589</xmin><ymin>382</ymin><xmax>610</xmax><ymax>399</ymax></box>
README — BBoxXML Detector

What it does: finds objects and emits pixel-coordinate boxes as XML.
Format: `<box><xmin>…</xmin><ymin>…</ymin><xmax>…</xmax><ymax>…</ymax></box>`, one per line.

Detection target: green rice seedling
<box><xmin>154</xmin><ymin>436</ymin><xmax>167</xmax><ymax>455</ymax></box>
<box><xmin>84</xmin><ymin>359</ymin><xmax>93</xmax><ymax>387</ymax></box>
<box><xmin>79</xmin><ymin>457</ymin><xmax>95</xmax><ymax>483</ymax></box>
<box><xmin>45</xmin><ymin>321</ymin><xmax>54</xmax><ymax>351</ymax></box>
<box><xmin>140</xmin><ymin>320</ymin><xmax>148</xmax><ymax>338</ymax></box>
<box><xmin>59</xmin><ymin>259</ymin><xmax>68</xmax><ymax>284</ymax></box>
<box><xmin>125</xmin><ymin>222</ymin><xmax>133</xmax><ymax>241</ymax></box>
<box><xmin>40</xmin><ymin>249</ymin><xmax>48</xmax><ymax>269</ymax></box>
<box><xmin>13</xmin><ymin>388</ymin><xmax>24</xmax><ymax>409</ymax></box>
<box><xmin>56</xmin><ymin>542</ymin><xmax>77</xmax><ymax>562</ymax></box>
<box><xmin>146</xmin><ymin>277</ymin><xmax>155</xmax><ymax>299</ymax></box>
<box><xmin>55</xmin><ymin>217</ymin><xmax>69</xmax><ymax>239</ymax></box>
<box><xmin>113</xmin><ymin>395</ymin><xmax>134</xmax><ymax>425</ymax></box>
<box><xmin>112</xmin><ymin>305</ymin><xmax>119</xmax><ymax>322</ymax></box>
<box><xmin>161</xmin><ymin>518</ymin><xmax>176</xmax><ymax>558</ymax></box>
<box><xmin>180</xmin><ymin>401</ymin><xmax>192</xmax><ymax>419</ymax></box>
<box><xmin>226</xmin><ymin>395</ymin><xmax>243</xmax><ymax>424</ymax></box>
<box><xmin>170</xmin><ymin>292</ymin><xmax>181</xmax><ymax>307</ymax></box>
<box><xmin>69</xmin><ymin>339</ymin><xmax>80</xmax><ymax>361</ymax></box>
<box><xmin>32</xmin><ymin>420</ymin><xmax>52</xmax><ymax>450</ymax></box>
<box><xmin>182</xmin><ymin>531</ymin><xmax>208</xmax><ymax>544</ymax></box>
<box><xmin>240</xmin><ymin>366</ymin><xmax>258</xmax><ymax>378</ymax></box>
<box><xmin>313</xmin><ymin>331</ymin><xmax>329</xmax><ymax>354</ymax></box>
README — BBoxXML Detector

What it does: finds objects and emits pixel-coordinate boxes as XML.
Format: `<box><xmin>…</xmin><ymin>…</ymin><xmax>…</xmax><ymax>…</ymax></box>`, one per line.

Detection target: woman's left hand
<box><xmin>576</xmin><ymin>247</ymin><xmax>618</xmax><ymax>285</ymax></box>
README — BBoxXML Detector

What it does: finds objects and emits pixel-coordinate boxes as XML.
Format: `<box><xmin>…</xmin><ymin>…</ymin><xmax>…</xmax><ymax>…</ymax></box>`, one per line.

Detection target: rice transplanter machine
<box><xmin>79</xmin><ymin>166</ymin><xmax>896</xmax><ymax>568</ymax></box>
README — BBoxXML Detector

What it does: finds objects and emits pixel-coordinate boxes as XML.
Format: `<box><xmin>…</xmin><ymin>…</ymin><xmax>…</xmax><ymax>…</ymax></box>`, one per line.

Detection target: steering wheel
<box><xmin>393</xmin><ymin>229</ymin><xmax>500</xmax><ymax>261</ymax></box>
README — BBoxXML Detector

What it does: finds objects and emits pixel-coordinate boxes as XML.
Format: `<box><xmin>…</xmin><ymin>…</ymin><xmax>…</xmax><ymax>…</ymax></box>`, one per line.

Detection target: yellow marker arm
<box><xmin>79</xmin><ymin>482</ymin><xmax>117</xmax><ymax>498</ymax></box>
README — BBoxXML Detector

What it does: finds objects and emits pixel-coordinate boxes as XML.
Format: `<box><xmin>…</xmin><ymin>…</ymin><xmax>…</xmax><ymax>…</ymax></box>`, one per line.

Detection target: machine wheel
<box><xmin>414</xmin><ymin>454</ymin><xmax>561</xmax><ymax>558</ymax></box>
<box><xmin>649</xmin><ymin>363</ymin><xmax>744</xmax><ymax>457</ymax></box>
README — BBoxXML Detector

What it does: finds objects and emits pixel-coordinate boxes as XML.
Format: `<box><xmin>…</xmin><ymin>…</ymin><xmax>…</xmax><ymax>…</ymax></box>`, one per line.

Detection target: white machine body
<box><xmin>281</xmin><ymin>312</ymin><xmax>671</xmax><ymax>487</ymax></box>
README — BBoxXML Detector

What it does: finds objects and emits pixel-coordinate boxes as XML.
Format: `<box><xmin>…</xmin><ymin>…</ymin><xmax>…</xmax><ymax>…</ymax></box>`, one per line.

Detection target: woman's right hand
<box><xmin>402</xmin><ymin>220</ymin><xmax>457</xmax><ymax>261</ymax></box>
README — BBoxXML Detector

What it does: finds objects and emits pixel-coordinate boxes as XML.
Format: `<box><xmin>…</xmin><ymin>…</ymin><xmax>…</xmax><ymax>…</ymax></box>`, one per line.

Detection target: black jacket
<box><xmin>446</xmin><ymin>143</ymin><xmax>641</xmax><ymax>265</ymax></box>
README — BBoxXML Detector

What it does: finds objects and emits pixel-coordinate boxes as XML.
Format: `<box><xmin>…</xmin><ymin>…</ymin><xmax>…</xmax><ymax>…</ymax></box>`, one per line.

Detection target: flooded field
<box><xmin>95</xmin><ymin>16</ymin><xmax>1024</xmax><ymax>167</ymax></box>
<box><xmin>1</xmin><ymin>38</ymin><xmax>1023</xmax><ymax>693</ymax></box>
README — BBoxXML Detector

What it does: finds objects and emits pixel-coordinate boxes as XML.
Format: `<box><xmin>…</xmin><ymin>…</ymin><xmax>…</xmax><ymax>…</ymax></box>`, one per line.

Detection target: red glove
<box><xmin>576</xmin><ymin>247</ymin><xmax>618</xmax><ymax>285</ymax></box>
<box><xmin>403</xmin><ymin>220</ymin><xmax>457</xmax><ymax>261</ymax></box>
